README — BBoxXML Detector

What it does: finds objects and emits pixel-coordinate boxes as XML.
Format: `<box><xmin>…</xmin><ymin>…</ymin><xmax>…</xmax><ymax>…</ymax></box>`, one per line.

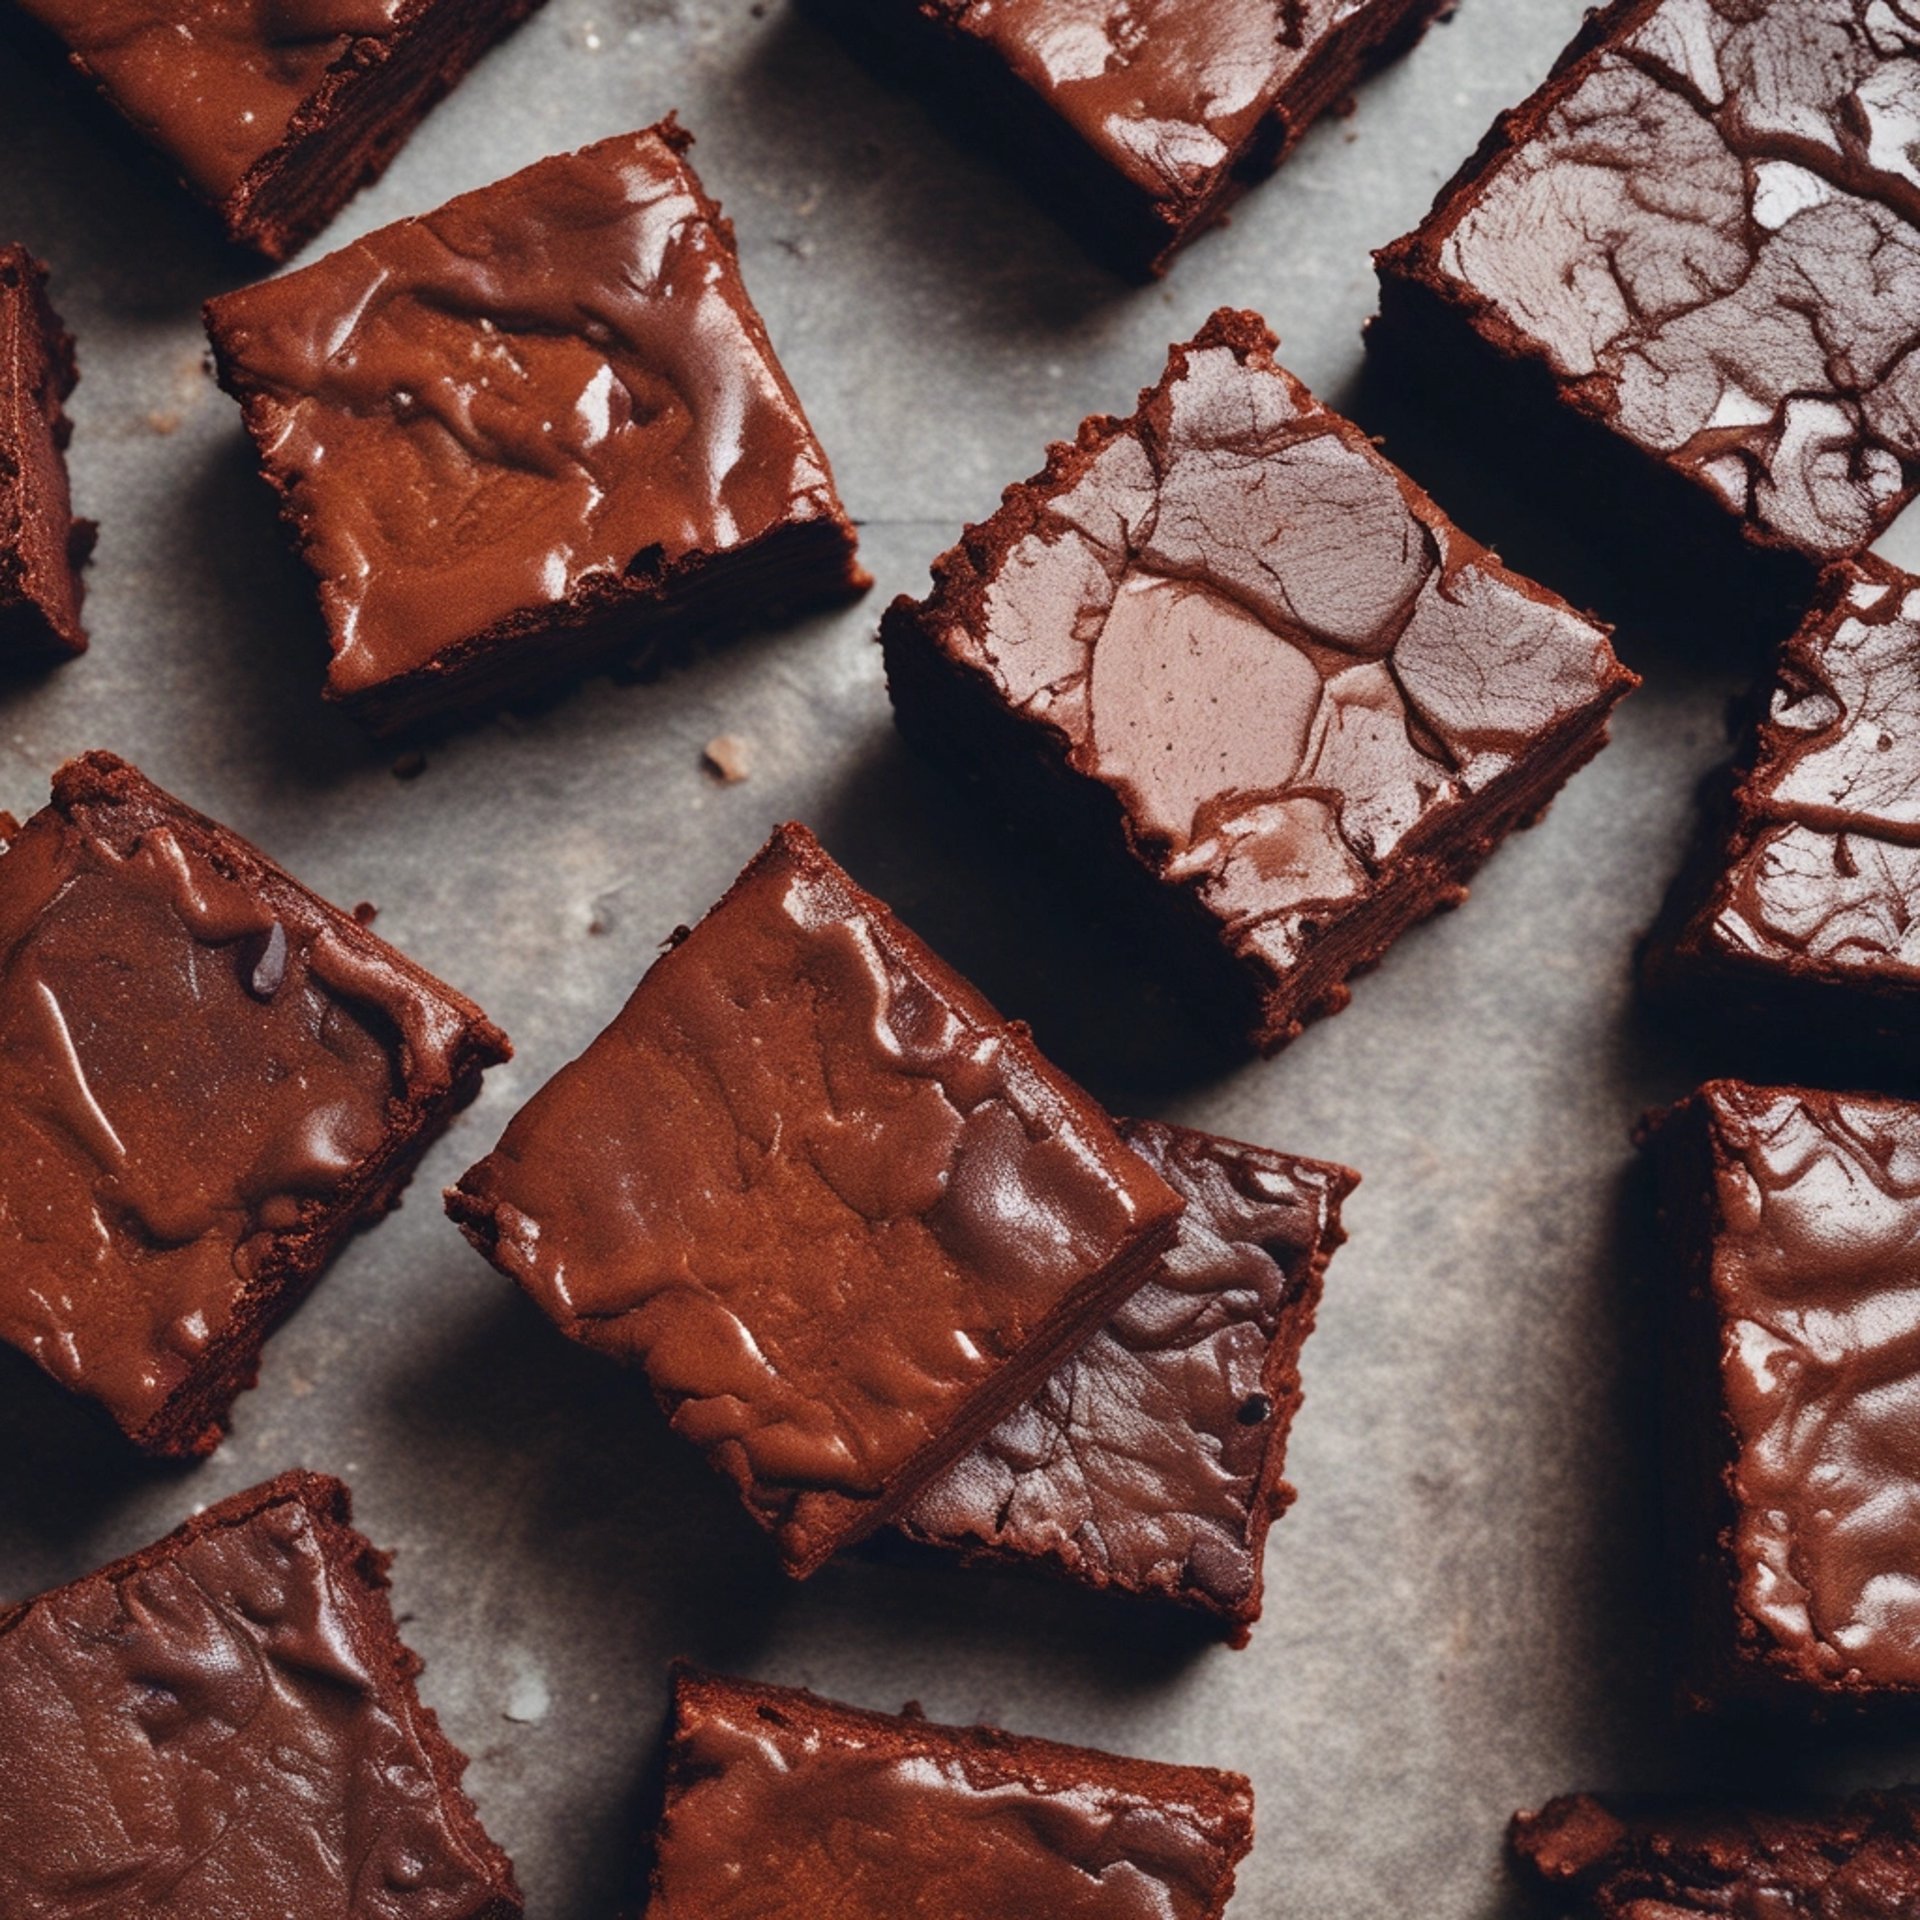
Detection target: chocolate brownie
<box><xmin>448</xmin><ymin>822</ymin><xmax>1182</xmax><ymax>1578</ymax></box>
<box><xmin>0</xmin><ymin>245</ymin><xmax>91</xmax><ymax>665</ymax></box>
<box><xmin>1374</xmin><ymin>0</ymin><xmax>1920</xmax><ymax>583</ymax></box>
<box><xmin>1642</xmin><ymin>1080</ymin><xmax>1920</xmax><ymax>1708</ymax></box>
<box><xmin>4</xmin><ymin>0</ymin><xmax>546</xmax><ymax>260</ymax></box>
<box><xmin>0</xmin><ymin>752</ymin><xmax>510</xmax><ymax>1456</ymax></box>
<box><xmin>646</xmin><ymin>1667</ymin><xmax>1254</xmax><ymax>1919</ymax></box>
<box><xmin>1511</xmin><ymin>1789</ymin><xmax>1920</xmax><ymax>1917</ymax></box>
<box><xmin>1644</xmin><ymin>558</ymin><xmax>1920</xmax><ymax>1076</ymax></box>
<box><xmin>882</xmin><ymin>309</ymin><xmax>1637</xmax><ymax>1056</ymax></box>
<box><xmin>804</xmin><ymin>0</ymin><xmax>1450</xmax><ymax>277</ymax></box>
<box><xmin>901</xmin><ymin>1119</ymin><xmax>1356</xmax><ymax>1642</ymax></box>
<box><xmin>205</xmin><ymin>126</ymin><xmax>866</xmax><ymax>737</ymax></box>
<box><xmin>0</xmin><ymin>1472</ymin><xmax>523</xmax><ymax>1918</ymax></box>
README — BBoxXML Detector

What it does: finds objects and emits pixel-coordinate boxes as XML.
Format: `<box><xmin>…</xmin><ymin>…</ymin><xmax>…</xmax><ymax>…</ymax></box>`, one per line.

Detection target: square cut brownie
<box><xmin>205</xmin><ymin>125</ymin><xmax>866</xmax><ymax>736</ymax></box>
<box><xmin>1643</xmin><ymin>1080</ymin><xmax>1920</xmax><ymax>1708</ymax></box>
<box><xmin>1644</xmin><ymin>558</ymin><xmax>1920</xmax><ymax>1073</ymax></box>
<box><xmin>0</xmin><ymin>1472</ymin><xmax>522</xmax><ymax>1918</ymax></box>
<box><xmin>0</xmin><ymin>752</ymin><xmax>510</xmax><ymax>1457</ymax></box>
<box><xmin>646</xmin><ymin>1667</ymin><xmax>1254</xmax><ymax>1919</ymax></box>
<box><xmin>1</xmin><ymin>245</ymin><xmax>91</xmax><ymax>665</ymax></box>
<box><xmin>901</xmin><ymin>1119</ymin><xmax>1356</xmax><ymax>1642</ymax></box>
<box><xmin>882</xmin><ymin>309</ymin><xmax>1637</xmax><ymax>1056</ymax></box>
<box><xmin>4</xmin><ymin>0</ymin><xmax>546</xmax><ymax>260</ymax></box>
<box><xmin>1375</xmin><ymin>0</ymin><xmax>1920</xmax><ymax>571</ymax></box>
<box><xmin>448</xmin><ymin>822</ymin><xmax>1182</xmax><ymax>1579</ymax></box>
<box><xmin>805</xmin><ymin>0</ymin><xmax>1449</xmax><ymax>277</ymax></box>
<box><xmin>1510</xmin><ymin>1789</ymin><xmax>1920</xmax><ymax>1918</ymax></box>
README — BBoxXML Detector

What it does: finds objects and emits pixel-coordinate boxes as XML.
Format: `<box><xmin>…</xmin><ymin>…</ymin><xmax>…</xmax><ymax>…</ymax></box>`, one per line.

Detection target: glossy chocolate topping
<box><xmin>1693</xmin><ymin>1080</ymin><xmax>1920</xmax><ymax>1690</ymax></box>
<box><xmin>904</xmin><ymin>1119</ymin><xmax>1354</xmax><ymax>1632</ymax></box>
<box><xmin>1386</xmin><ymin>0</ymin><xmax>1920</xmax><ymax>560</ymax></box>
<box><xmin>0</xmin><ymin>752</ymin><xmax>507</xmax><ymax>1449</ymax></box>
<box><xmin>1510</xmin><ymin>1789</ymin><xmax>1920</xmax><ymax>1918</ymax></box>
<box><xmin>649</xmin><ymin>1670</ymin><xmax>1254</xmax><ymax>1920</ymax></box>
<box><xmin>0</xmin><ymin>1473</ymin><xmax>521</xmax><ymax>1918</ymax></box>
<box><xmin>450</xmin><ymin>822</ymin><xmax>1181</xmax><ymax>1575</ymax></box>
<box><xmin>205</xmin><ymin>127</ymin><xmax>851</xmax><ymax>700</ymax></box>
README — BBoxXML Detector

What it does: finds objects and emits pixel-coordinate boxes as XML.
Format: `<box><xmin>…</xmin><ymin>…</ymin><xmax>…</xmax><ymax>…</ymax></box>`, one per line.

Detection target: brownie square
<box><xmin>5</xmin><ymin>0</ymin><xmax>545</xmax><ymax>260</ymax></box>
<box><xmin>1374</xmin><ymin>0</ymin><xmax>1920</xmax><ymax>572</ymax></box>
<box><xmin>882</xmin><ymin>308</ymin><xmax>1637</xmax><ymax>1056</ymax></box>
<box><xmin>205</xmin><ymin>125</ymin><xmax>866</xmax><ymax>737</ymax></box>
<box><xmin>1510</xmin><ymin>1790</ymin><xmax>1920</xmax><ymax>1918</ymax></box>
<box><xmin>646</xmin><ymin>1667</ymin><xmax>1254</xmax><ymax>1919</ymax></box>
<box><xmin>901</xmin><ymin>1119</ymin><xmax>1356</xmax><ymax>1642</ymax></box>
<box><xmin>805</xmin><ymin>0</ymin><xmax>1448</xmax><ymax>277</ymax></box>
<box><xmin>1644</xmin><ymin>558</ymin><xmax>1920</xmax><ymax>1074</ymax></box>
<box><xmin>1642</xmin><ymin>1079</ymin><xmax>1920</xmax><ymax>1708</ymax></box>
<box><xmin>0</xmin><ymin>245</ymin><xmax>91</xmax><ymax>666</ymax></box>
<box><xmin>0</xmin><ymin>1472</ymin><xmax>523</xmax><ymax>1917</ymax></box>
<box><xmin>448</xmin><ymin>821</ymin><xmax>1182</xmax><ymax>1578</ymax></box>
<box><xmin>0</xmin><ymin>751</ymin><xmax>510</xmax><ymax>1457</ymax></box>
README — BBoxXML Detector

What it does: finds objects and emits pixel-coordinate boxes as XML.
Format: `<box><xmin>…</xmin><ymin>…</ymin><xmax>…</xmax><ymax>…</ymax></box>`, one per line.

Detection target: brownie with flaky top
<box><xmin>447</xmin><ymin>822</ymin><xmax>1183</xmax><ymax>1579</ymax></box>
<box><xmin>0</xmin><ymin>752</ymin><xmax>509</xmax><ymax>1457</ymax></box>
<box><xmin>882</xmin><ymin>309</ymin><xmax>1636</xmax><ymax>1056</ymax></box>
<box><xmin>644</xmin><ymin>1667</ymin><xmax>1254</xmax><ymax>1920</ymax></box>
<box><xmin>205</xmin><ymin>125</ymin><xmax>865</xmax><ymax>736</ymax></box>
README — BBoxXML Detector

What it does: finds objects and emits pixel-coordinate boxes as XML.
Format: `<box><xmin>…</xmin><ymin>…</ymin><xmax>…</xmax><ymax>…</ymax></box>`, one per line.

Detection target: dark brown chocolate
<box><xmin>448</xmin><ymin>822</ymin><xmax>1183</xmax><ymax>1578</ymax></box>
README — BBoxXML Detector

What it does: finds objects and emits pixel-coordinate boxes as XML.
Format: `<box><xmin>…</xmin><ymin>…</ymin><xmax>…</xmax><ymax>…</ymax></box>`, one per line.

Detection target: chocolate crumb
<box><xmin>392</xmin><ymin>750</ymin><xmax>428</xmax><ymax>781</ymax></box>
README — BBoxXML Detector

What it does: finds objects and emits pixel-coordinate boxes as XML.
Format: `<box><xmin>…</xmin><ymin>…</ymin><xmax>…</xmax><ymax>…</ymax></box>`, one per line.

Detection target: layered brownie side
<box><xmin>6</xmin><ymin>0</ymin><xmax>548</xmax><ymax>260</ymax></box>
<box><xmin>902</xmin><ymin>1119</ymin><xmax>1356</xmax><ymax>1641</ymax></box>
<box><xmin>883</xmin><ymin>308</ymin><xmax>1636</xmax><ymax>1055</ymax></box>
<box><xmin>0</xmin><ymin>245</ymin><xmax>91</xmax><ymax>665</ymax></box>
<box><xmin>0</xmin><ymin>1472</ymin><xmax>523</xmax><ymax>1918</ymax></box>
<box><xmin>449</xmin><ymin>822</ymin><xmax>1181</xmax><ymax>1577</ymax></box>
<box><xmin>206</xmin><ymin>125</ymin><xmax>865</xmax><ymax>735</ymax></box>
<box><xmin>647</xmin><ymin>1667</ymin><xmax>1255</xmax><ymax>1919</ymax></box>
<box><xmin>0</xmin><ymin>751</ymin><xmax>510</xmax><ymax>1456</ymax></box>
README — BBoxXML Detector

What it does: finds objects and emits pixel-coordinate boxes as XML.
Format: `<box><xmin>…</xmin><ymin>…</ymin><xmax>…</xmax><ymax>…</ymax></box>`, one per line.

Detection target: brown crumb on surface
<box><xmin>391</xmin><ymin>750</ymin><xmax>427</xmax><ymax>781</ymax></box>
<box><xmin>146</xmin><ymin>410</ymin><xmax>182</xmax><ymax>436</ymax></box>
<box><xmin>702</xmin><ymin>734</ymin><xmax>751</xmax><ymax>783</ymax></box>
<box><xmin>352</xmin><ymin>901</ymin><xmax>378</xmax><ymax>926</ymax></box>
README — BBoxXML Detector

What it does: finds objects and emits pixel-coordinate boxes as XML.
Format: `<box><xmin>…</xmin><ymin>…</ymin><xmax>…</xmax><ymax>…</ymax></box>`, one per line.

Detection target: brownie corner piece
<box><xmin>0</xmin><ymin>750</ymin><xmax>510</xmax><ymax>1457</ymax></box>
<box><xmin>0</xmin><ymin>243</ymin><xmax>90</xmax><ymax>667</ymax></box>
<box><xmin>882</xmin><ymin>305</ymin><xmax>1636</xmax><ymax>1055</ymax></box>
<box><xmin>902</xmin><ymin>1119</ymin><xmax>1357</xmax><ymax>1642</ymax></box>
<box><xmin>448</xmin><ymin>820</ymin><xmax>1181</xmax><ymax>1577</ymax></box>
<box><xmin>205</xmin><ymin>124</ymin><xmax>864</xmax><ymax>736</ymax></box>
<box><xmin>648</xmin><ymin>1667</ymin><xmax>1253</xmax><ymax>1919</ymax></box>
<box><xmin>0</xmin><ymin>1470</ymin><xmax>524</xmax><ymax>1917</ymax></box>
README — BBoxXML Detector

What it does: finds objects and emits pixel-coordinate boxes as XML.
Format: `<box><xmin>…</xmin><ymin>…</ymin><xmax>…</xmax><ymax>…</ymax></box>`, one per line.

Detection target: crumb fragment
<box><xmin>146</xmin><ymin>410</ymin><xmax>181</xmax><ymax>436</ymax></box>
<box><xmin>391</xmin><ymin>749</ymin><xmax>427</xmax><ymax>781</ymax></box>
<box><xmin>352</xmin><ymin>900</ymin><xmax>378</xmax><ymax>926</ymax></box>
<box><xmin>702</xmin><ymin>734</ymin><xmax>751</xmax><ymax>783</ymax></box>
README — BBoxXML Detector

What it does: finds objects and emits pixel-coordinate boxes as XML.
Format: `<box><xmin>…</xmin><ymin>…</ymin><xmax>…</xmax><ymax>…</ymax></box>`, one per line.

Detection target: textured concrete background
<box><xmin>3</xmin><ymin>3</ymin><xmax>1916</xmax><ymax>1914</ymax></box>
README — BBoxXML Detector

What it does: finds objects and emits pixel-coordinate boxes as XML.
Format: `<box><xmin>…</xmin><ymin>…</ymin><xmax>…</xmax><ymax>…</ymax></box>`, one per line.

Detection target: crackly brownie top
<box><xmin>0</xmin><ymin>1474</ymin><xmax>513</xmax><ymax>1918</ymax></box>
<box><xmin>0</xmin><ymin>752</ymin><xmax>498</xmax><ymax>1439</ymax></box>
<box><xmin>1393</xmin><ymin>0</ymin><xmax>1920</xmax><ymax>560</ymax></box>
<box><xmin>452</xmin><ymin>823</ymin><xmax>1179</xmax><ymax>1567</ymax></box>
<box><xmin>1692</xmin><ymin>1079</ymin><xmax>1920</xmax><ymax>1689</ymax></box>
<box><xmin>900</xmin><ymin>309</ymin><xmax>1630</xmax><ymax>985</ymax></box>
<box><xmin>904</xmin><ymin>1119</ymin><xmax>1353</xmax><ymax>1623</ymax></box>
<box><xmin>14</xmin><ymin>0</ymin><xmax>409</xmax><ymax>200</ymax></box>
<box><xmin>650</xmin><ymin>1670</ymin><xmax>1253</xmax><ymax>1919</ymax></box>
<box><xmin>205</xmin><ymin>127</ymin><xmax>844</xmax><ymax>698</ymax></box>
<box><xmin>1511</xmin><ymin>1789</ymin><xmax>1920</xmax><ymax>1918</ymax></box>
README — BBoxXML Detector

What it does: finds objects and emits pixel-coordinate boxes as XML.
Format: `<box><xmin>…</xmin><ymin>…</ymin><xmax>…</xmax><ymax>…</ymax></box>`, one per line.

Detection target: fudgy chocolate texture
<box><xmin>1375</xmin><ymin>0</ymin><xmax>1920</xmax><ymax>567</ymax></box>
<box><xmin>448</xmin><ymin>822</ymin><xmax>1182</xmax><ymax>1579</ymax></box>
<box><xmin>0</xmin><ymin>245</ymin><xmax>91</xmax><ymax>665</ymax></box>
<box><xmin>882</xmin><ymin>309</ymin><xmax>1636</xmax><ymax>1055</ymax></box>
<box><xmin>206</xmin><ymin>126</ymin><xmax>865</xmax><ymax>736</ymax></box>
<box><xmin>1643</xmin><ymin>1081</ymin><xmax>1920</xmax><ymax>1708</ymax></box>
<box><xmin>647</xmin><ymin>1668</ymin><xmax>1254</xmax><ymax>1920</ymax></box>
<box><xmin>0</xmin><ymin>1472</ymin><xmax>523</xmax><ymax>1918</ymax></box>
<box><xmin>0</xmin><ymin>752</ymin><xmax>510</xmax><ymax>1457</ymax></box>
<box><xmin>5</xmin><ymin>0</ymin><xmax>545</xmax><ymax>260</ymax></box>
<box><xmin>901</xmin><ymin>1119</ymin><xmax>1355</xmax><ymax>1641</ymax></box>
<box><xmin>805</xmin><ymin>0</ymin><xmax>1448</xmax><ymax>277</ymax></box>
<box><xmin>1510</xmin><ymin>1789</ymin><xmax>1920</xmax><ymax>1918</ymax></box>
<box><xmin>1645</xmin><ymin>558</ymin><xmax>1920</xmax><ymax>1075</ymax></box>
